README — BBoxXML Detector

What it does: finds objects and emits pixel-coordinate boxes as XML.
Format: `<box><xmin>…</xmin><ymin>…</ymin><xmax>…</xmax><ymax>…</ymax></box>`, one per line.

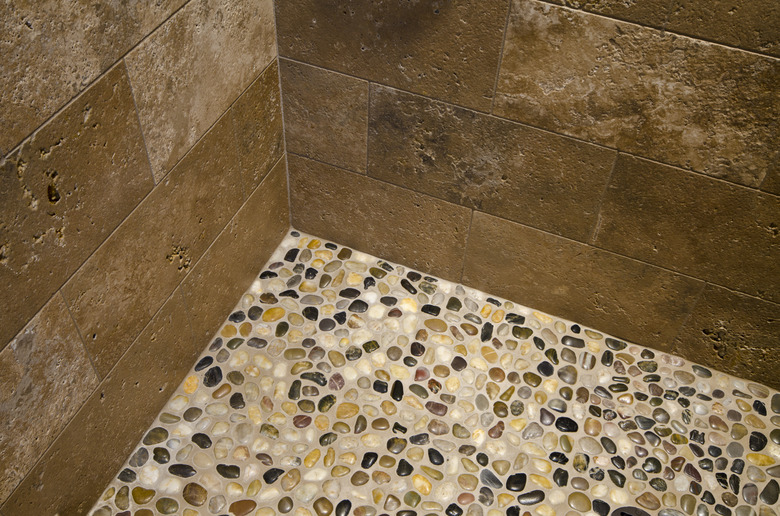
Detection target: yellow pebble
<box><xmin>413</xmin><ymin>474</ymin><xmax>432</xmax><ymax>495</ymax></box>
<box><xmin>220</xmin><ymin>325</ymin><xmax>237</xmax><ymax>337</ymax></box>
<box><xmin>304</xmin><ymin>449</ymin><xmax>321</xmax><ymax>468</ymax></box>
<box><xmin>498</xmin><ymin>493</ymin><xmax>515</xmax><ymax>508</ymax></box>
<box><xmin>491</xmin><ymin>309</ymin><xmax>505</xmax><ymax>323</ymax></box>
<box><xmin>336</xmin><ymin>403</ymin><xmax>360</xmax><ymax>419</ymax></box>
<box><xmin>315</xmin><ymin>415</ymin><xmax>330</xmax><ymax>430</ymax></box>
<box><xmin>262</xmin><ymin>307</ymin><xmax>285</xmax><ymax>322</ymax></box>
<box><xmin>746</xmin><ymin>453</ymin><xmax>775</xmax><ymax>466</ymax></box>
<box><xmin>182</xmin><ymin>375</ymin><xmax>198</xmax><ymax>394</ymax></box>
<box><xmin>529</xmin><ymin>474</ymin><xmax>552</xmax><ymax>489</ymax></box>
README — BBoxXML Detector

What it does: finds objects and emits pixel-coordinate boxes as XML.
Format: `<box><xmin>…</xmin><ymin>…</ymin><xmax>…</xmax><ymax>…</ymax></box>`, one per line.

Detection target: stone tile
<box><xmin>182</xmin><ymin>158</ymin><xmax>290</xmax><ymax>343</ymax></box>
<box><xmin>368</xmin><ymin>84</ymin><xmax>616</xmax><ymax>241</ymax></box>
<box><xmin>760</xmin><ymin>164</ymin><xmax>780</xmax><ymax>196</ymax></box>
<box><xmin>673</xmin><ymin>285</ymin><xmax>780</xmax><ymax>390</ymax></box>
<box><xmin>463</xmin><ymin>211</ymin><xmax>704</xmax><ymax>350</ymax></box>
<box><xmin>0</xmin><ymin>0</ymin><xmax>185</xmax><ymax>156</ymax></box>
<box><xmin>2</xmin><ymin>291</ymin><xmax>196</xmax><ymax>515</ymax></box>
<box><xmin>0</xmin><ymin>293</ymin><xmax>98</xmax><ymax>504</ymax></box>
<box><xmin>62</xmin><ymin>114</ymin><xmax>244</xmax><ymax>378</ymax></box>
<box><xmin>667</xmin><ymin>0</ymin><xmax>780</xmax><ymax>57</ymax></box>
<box><xmin>289</xmin><ymin>154</ymin><xmax>472</xmax><ymax>282</ymax></box>
<box><xmin>125</xmin><ymin>0</ymin><xmax>276</xmax><ymax>180</ymax></box>
<box><xmin>230</xmin><ymin>60</ymin><xmax>285</xmax><ymax>192</ymax></box>
<box><xmin>494</xmin><ymin>0</ymin><xmax>779</xmax><ymax>187</ymax></box>
<box><xmin>594</xmin><ymin>154</ymin><xmax>780</xmax><ymax>303</ymax></box>
<box><xmin>280</xmin><ymin>59</ymin><xmax>368</xmax><ymax>173</ymax></box>
<box><xmin>275</xmin><ymin>0</ymin><xmax>509</xmax><ymax>111</ymax></box>
<box><xmin>545</xmin><ymin>0</ymin><xmax>671</xmax><ymax>28</ymax></box>
<box><xmin>0</xmin><ymin>64</ymin><xmax>153</xmax><ymax>350</ymax></box>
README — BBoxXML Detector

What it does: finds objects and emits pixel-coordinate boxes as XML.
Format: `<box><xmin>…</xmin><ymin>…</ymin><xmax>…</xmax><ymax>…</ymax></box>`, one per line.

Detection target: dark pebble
<box><xmin>203</xmin><ymin>366</ymin><xmax>222</xmax><ymax>387</ymax></box>
<box><xmin>169</xmin><ymin>464</ymin><xmax>197</xmax><ymax>478</ymax></box>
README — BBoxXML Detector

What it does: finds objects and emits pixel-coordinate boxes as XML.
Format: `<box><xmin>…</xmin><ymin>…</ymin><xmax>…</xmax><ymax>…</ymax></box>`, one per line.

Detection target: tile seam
<box><xmin>1</xmin><ymin>0</ymin><xmax>194</xmax><ymax>162</ymax></box>
<box><xmin>489</xmin><ymin>0</ymin><xmax>514</xmax><ymax>113</ymax></box>
<box><xmin>588</xmin><ymin>150</ymin><xmax>621</xmax><ymax>245</ymax></box>
<box><xmin>122</xmin><ymin>59</ymin><xmax>157</xmax><ymax>186</ymax></box>
<box><xmin>272</xmin><ymin>6</ymin><xmax>294</xmax><ymax>228</ymax></box>
<box><xmin>59</xmin><ymin>289</ymin><xmax>102</xmax><ymax>382</ymax></box>
<box><xmin>365</xmin><ymin>81</ymin><xmax>371</xmax><ymax>175</ymax></box>
<box><xmin>459</xmin><ymin>209</ymin><xmax>477</xmax><ymax>283</ymax></box>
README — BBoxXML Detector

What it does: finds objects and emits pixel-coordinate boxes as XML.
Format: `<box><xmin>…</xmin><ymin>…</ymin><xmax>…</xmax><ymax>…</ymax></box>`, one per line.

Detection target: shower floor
<box><xmin>90</xmin><ymin>230</ymin><xmax>780</xmax><ymax>516</ymax></box>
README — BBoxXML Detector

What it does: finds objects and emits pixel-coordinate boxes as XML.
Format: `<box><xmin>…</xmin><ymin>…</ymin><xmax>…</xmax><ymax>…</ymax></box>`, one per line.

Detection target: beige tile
<box><xmin>125</xmin><ymin>0</ymin><xmax>277</xmax><ymax>179</ymax></box>
<box><xmin>673</xmin><ymin>285</ymin><xmax>780</xmax><ymax>390</ymax></box>
<box><xmin>275</xmin><ymin>0</ymin><xmax>509</xmax><ymax>111</ymax></box>
<box><xmin>2</xmin><ymin>291</ymin><xmax>196</xmax><ymax>516</ymax></box>
<box><xmin>595</xmin><ymin>155</ymin><xmax>780</xmax><ymax>303</ymax></box>
<box><xmin>280</xmin><ymin>59</ymin><xmax>368</xmax><ymax>173</ymax></box>
<box><xmin>62</xmin><ymin>114</ymin><xmax>244</xmax><ymax>377</ymax></box>
<box><xmin>494</xmin><ymin>0</ymin><xmax>779</xmax><ymax>187</ymax></box>
<box><xmin>182</xmin><ymin>158</ymin><xmax>290</xmax><ymax>342</ymax></box>
<box><xmin>0</xmin><ymin>0</ymin><xmax>186</xmax><ymax>155</ymax></box>
<box><xmin>368</xmin><ymin>85</ymin><xmax>616</xmax><ymax>241</ymax></box>
<box><xmin>289</xmin><ymin>154</ymin><xmax>472</xmax><ymax>282</ymax></box>
<box><xmin>667</xmin><ymin>0</ymin><xmax>779</xmax><ymax>57</ymax></box>
<box><xmin>463</xmin><ymin>212</ymin><xmax>704</xmax><ymax>351</ymax></box>
<box><xmin>0</xmin><ymin>293</ymin><xmax>98</xmax><ymax>505</ymax></box>
<box><xmin>231</xmin><ymin>60</ymin><xmax>285</xmax><ymax>192</ymax></box>
<box><xmin>0</xmin><ymin>64</ymin><xmax>153</xmax><ymax>349</ymax></box>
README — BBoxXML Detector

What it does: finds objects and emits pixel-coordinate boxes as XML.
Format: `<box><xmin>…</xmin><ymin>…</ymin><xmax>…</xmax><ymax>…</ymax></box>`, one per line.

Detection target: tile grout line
<box><xmin>272</xmin><ymin>7</ymin><xmax>294</xmax><ymax>229</ymax></box>
<box><xmin>588</xmin><ymin>151</ymin><xmax>620</xmax><ymax>245</ymax></box>
<box><xmin>1</xmin><ymin>0</ymin><xmax>194</xmax><ymax>163</ymax></box>
<box><xmin>59</xmin><ymin>290</ymin><xmax>101</xmax><ymax>382</ymax></box>
<box><xmin>365</xmin><ymin>81</ymin><xmax>371</xmax><ymax>175</ymax></box>
<box><xmin>122</xmin><ymin>59</ymin><xmax>157</xmax><ymax>186</ymax></box>
<box><xmin>490</xmin><ymin>0</ymin><xmax>514</xmax><ymax>113</ymax></box>
<box><xmin>459</xmin><ymin>209</ymin><xmax>477</xmax><ymax>284</ymax></box>
<box><xmin>278</xmin><ymin>55</ymin><xmax>779</xmax><ymax>198</ymax></box>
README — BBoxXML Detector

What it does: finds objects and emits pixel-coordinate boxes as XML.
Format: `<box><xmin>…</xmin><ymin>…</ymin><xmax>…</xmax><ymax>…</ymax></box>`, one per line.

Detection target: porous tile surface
<box><xmin>90</xmin><ymin>231</ymin><xmax>780</xmax><ymax>516</ymax></box>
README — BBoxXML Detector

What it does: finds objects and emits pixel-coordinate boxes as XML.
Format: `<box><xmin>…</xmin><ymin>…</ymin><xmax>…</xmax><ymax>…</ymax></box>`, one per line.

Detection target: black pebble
<box><xmin>169</xmin><ymin>464</ymin><xmax>197</xmax><ymax>478</ymax></box>
<box><xmin>118</xmin><ymin>468</ymin><xmax>136</xmax><ymax>482</ymax></box>
<box><xmin>203</xmin><ymin>366</ymin><xmax>222</xmax><ymax>387</ymax></box>
<box><xmin>262</xmin><ymin>467</ymin><xmax>283</xmax><ymax>483</ymax></box>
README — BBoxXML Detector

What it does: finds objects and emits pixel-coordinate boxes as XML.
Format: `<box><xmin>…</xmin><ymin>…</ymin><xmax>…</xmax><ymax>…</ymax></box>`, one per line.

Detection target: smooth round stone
<box><xmin>183</xmin><ymin>483</ymin><xmax>207</xmax><ymax>506</ymax></box>
<box><xmin>727</xmin><ymin>442</ymin><xmax>744</xmax><ymax>458</ymax></box>
<box><xmin>760</xmin><ymin>479</ymin><xmax>779</xmax><ymax>504</ymax></box>
<box><xmin>636</xmin><ymin>492</ymin><xmax>661</xmax><ymax>510</ymax></box>
<box><xmin>169</xmin><ymin>464</ymin><xmax>196</xmax><ymax>478</ymax></box>
<box><xmin>749</xmin><ymin>432</ymin><xmax>767</xmax><ymax>452</ymax></box>
<box><xmin>229</xmin><ymin>500</ymin><xmax>257</xmax><ymax>516</ymax></box>
<box><xmin>314</xmin><ymin>497</ymin><xmax>334</xmax><ymax>516</ymax></box>
<box><xmin>278</xmin><ymin>496</ymin><xmax>294</xmax><ymax>513</ymax></box>
<box><xmin>387</xmin><ymin>437</ymin><xmax>408</xmax><ymax>454</ymax></box>
<box><xmin>568</xmin><ymin>492</ymin><xmax>592</xmax><ymax>512</ymax></box>
<box><xmin>555</xmin><ymin>417</ymin><xmax>578</xmax><ymax>432</ymax></box>
<box><xmin>132</xmin><ymin>487</ymin><xmax>155</xmax><ymax>504</ymax></box>
<box><xmin>156</xmin><ymin>498</ymin><xmax>178</xmax><ymax>514</ymax></box>
<box><xmin>143</xmin><ymin>427</ymin><xmax>168</xmax><ymax>445</ymax></box>
<box><xmin>517</xmin><ymin>490</ymin><xmax>545</xmax><ymax>505</ymax></box>
<box><xmin>506</xmin><ymin>473</ymin><xmax>527</xmax><ymax>492</ymax></box>
<box><xmin>558</xmin><ymin>365</ymin><xmax>578</xmax><ymax>385</ymax></box>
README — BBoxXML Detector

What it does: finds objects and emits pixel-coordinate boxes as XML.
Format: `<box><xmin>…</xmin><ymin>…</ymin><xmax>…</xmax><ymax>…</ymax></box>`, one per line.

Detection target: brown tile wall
<box><xmin>0</xmin><ymin>1</ymin><xmax>287</xmax><ymax>511</ymax></box>
<box><xmin>278</xmin><ymin>0</ymin><xmax>780</xmax><ymax>387</ymax></box>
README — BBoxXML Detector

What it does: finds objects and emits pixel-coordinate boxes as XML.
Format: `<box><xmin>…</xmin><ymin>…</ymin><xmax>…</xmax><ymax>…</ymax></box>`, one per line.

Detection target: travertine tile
<box><xmin>595</xmin><ymin>155</ymin><xmax>780</xmax><ymax>303</ymax></box>
<box><xmin>545</xmin><ymin>0</ymin><xmax>670</xmax><ymax>28</ymax></box>
<box><xmin>0</xmin><ymin>293</ymin><xmax>98</xmax><ymax>504</ymax></box>
<box><xmin>494</xmin><ymin>0</ymin><xmax>779</xmax><ymax>187</ymax></box>
<box><xmin>275</xmin><ymin>0</ymin><xmax>509</xmax><ymax>111</ymax></box>
<box><xmin>289</xmin><ymin>154</ymin><xmax>471</xmax><ymax>282</ymax></box>
<box><xmin>667</xmin><ymin>0</ymin><xmax>779</xmax><ymax>57</ymax></box>
<box><xmin>760</xmin><ymin>165</ymin><xmax>780</xmax><ymax>196</ymax></box>
<box><xmin>2</xmin><ymin>291</ymin><xmax>195</xmax><ymax>515</ymax></box>
<box><xmin>125</xmin><ymin>0</ymin><xmax>277</xmax><ymax>180</ymax></box>
<box><xmin>230</xmin><ymin>60</ymin><xmax>285</xmax><ymax>192</ymax></box>
<box><xmin>280</xmin><ymin>59</ymin><xmax>368</xmax><ymax>173</ymax></box>
<box><xmin>674</xmin><ymin>285</ymin><xmax>780</xmax><ymax>389</ymax></box>
<box><xmin>0</xmin><ymin>64</ymin><xmax>153</xmax><ymax>349</ymax></box>
<box><xmin>182</xmin><ymin>159</ymin><xmax>289</xmax><ymax>343</ymax></box>
<box><xmin>463</xmin><ymin>212</ymin><xmax>704</xmax><ymax>350</ymax></box>
<box><xmin>0</xmin><ymin>0</ymin><xmax>185</xmax><ymax>155</ymax></box>
<box><xmin>62</xmin><ymin>114</ymin><xmax>244</xmax><ymax>377</ymax></box>
<box><xmin>368</xmin><ymin>85</ymin><xmax>616</xmax><ymax>241</ymax></box>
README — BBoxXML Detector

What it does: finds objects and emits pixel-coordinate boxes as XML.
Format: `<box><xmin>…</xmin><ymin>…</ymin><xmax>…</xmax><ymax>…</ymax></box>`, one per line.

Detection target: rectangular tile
<box><xmin>289</xmin><ymin>154</ymin><xmax>472</xmax><ymax>282</ymax></box>
<box><xmin>368</xmin><ymin>85</ymin><xmax>616</xmax><ymax>241</ymax></box>
<box><xmin>0</xmin><ymin>63</ymin><xmax>154</xmax><ymax>349</ymax></box>
<box><xmin>0</xmin><ymin>293</ymin><xmax>98</xmax><ymax>505</ymax></box>
<box><xmin>2</xmin><ymin>291</ymin><xmax>196</xmax><ymax>515</ymax></box>
<box><xmin>125</xmin><ymin>0</ymin><xmax>277</xmax><ymax>180</ymax></box>
<box><xmin>673</xmin><ymin>285</ymin><xmax>780</xmax><ymax>390</ymax></box>
<box><xmin>275</xmin><ymin>0</ymin><xmax>509</xmax><ymax>111</ymax></box>
<box><xmin>595</xmin><ymin>154</ymin><xmax>780</xmax><ymax>303</ymax></box>
<box><xmin>463</xmin><ymin>211</ymin><xmax>704</xmax><ymax>350</ymax></box>
<box><xmin>182</xmin><ymin>158</ymin><xmax>290</xmax><ymax>343</ymax></box>
<box><xmin>231</xmin><ymin>60</ymin><xmax>285</xmax><ymax>192</ymax></box>
<box><xmin>545</xmin><ymin>0</ymin><xmax>670</xmax><ymax>28</ymax></box>
<box><xmin>62</xmin><ymin>113</ymin><xmax>244</xmax><ymax>377</ymax></box>
<box><xmin>494</xmin><ymin>0</ymin><xmax>779</xmax><ymax>187</ymax></box>
<box><xmin>0</xmin><ymin>0</ymin><xmax>186</xmax><ymax>155</ymax></box>
<box><xmin>280</xmin><ymin>59</ymin><xmax>368</xmax><ymax>173</ymax></box>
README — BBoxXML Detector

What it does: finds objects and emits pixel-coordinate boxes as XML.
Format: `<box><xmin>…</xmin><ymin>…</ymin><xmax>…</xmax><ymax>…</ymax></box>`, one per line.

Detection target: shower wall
<box><xmin>0</xmin><ymin>1</ymin><xmax>287</xmax><ymax>513</ymax></box>
<box><xmin>277</xmin><ymin>1</ymin><xmax>779</xmax><ymax>386</ymax></box>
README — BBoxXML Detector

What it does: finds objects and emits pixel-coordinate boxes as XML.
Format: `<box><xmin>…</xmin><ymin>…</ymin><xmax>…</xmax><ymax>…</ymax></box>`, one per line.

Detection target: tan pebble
<box><xmin>336</xmin><ymin>403</ymin><xmax>359</xmax><ymax>419</ymax></box>
<box><xmin>331</xmin><ymin>465</ymin><xmax>350</xmax><ymax>477</ymax></box>
<box><xmin>529</xmin><ymin>474</ymin><xmax>552</xmax><ymax>489</ymax></box>
<box><xmin>182</xmin><ymin>375</ymin><xmax>198</xmax><ymax>394</ymax></box>
<box><xmin>239</xmin><ymin>322</ymin><xmax>252</xmax><ymax>336</ymax></box>
<box><xmin>262</xmin><ymin>308</ymin><xmax>285</xmax><ymax>322</ymax></box>
<box><xmin>497</xmin><ymin>493</ymin><xmax>515</xmax><ymax>507</ymax></box>
<box><xmin>381</xmin><ymin>400</ymin><xmax>397</xmax><ymax>415</ymax></box>
<box><xmin>407</xmin><ymin>447</ymin><xmax>424</xmax><ymax>461</ymax></box>
<box><xmin>413</xmin><ymin>474</ymin><xmax>432</xmax><ymax>495</ymax></box>
<box><xmin>304</xmin><ymin>449</ymin><xmax>321</xmax><ymax>468</ymax></box>
<box><xmin>746</xmin><ymin>453</ymin><xmax>775</xmax><ymax>466</ymax></box>
<box><xmin>323</xmin><ymin>448</ymin><xmax>335</xmax><ymax>467</ymax></box>
<box><xmin>314</xmin><ymin>415</ymin><xmax>329</xmax><ymax>430</ymax></box>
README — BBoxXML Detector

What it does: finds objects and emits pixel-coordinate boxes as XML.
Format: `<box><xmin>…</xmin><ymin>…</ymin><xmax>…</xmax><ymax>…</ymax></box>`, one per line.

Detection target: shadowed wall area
<box><xmin>277</xmin><ymin>0</ymin><xmax>779</xmax><ymax>387</ymax></box>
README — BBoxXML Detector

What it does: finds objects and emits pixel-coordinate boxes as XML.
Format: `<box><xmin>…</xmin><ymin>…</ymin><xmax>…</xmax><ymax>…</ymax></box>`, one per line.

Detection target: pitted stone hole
<box><xmin>612</xmin><ymin>508</ymin><xmax>651</xmax><ymax>516</ymax></box>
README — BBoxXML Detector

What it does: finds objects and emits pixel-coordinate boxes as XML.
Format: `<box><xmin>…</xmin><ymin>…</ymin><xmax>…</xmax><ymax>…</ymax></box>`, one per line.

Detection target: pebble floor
<box><xmin>90</xmin><ymin>230</ymin><xmax>780</xmax><ymax>516</ymax></box>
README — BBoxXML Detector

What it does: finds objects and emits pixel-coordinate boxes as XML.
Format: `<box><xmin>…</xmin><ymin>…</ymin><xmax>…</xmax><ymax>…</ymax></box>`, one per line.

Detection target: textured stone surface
<box><xmin>666</xmin><ymin>0</ymin><xmax>780</xmax><ymax>57</ymax></box>
<box><xmin>230</xmin><ymin>59</ymin><xmax>285</xmax><ymax>192</ymax></box>
<box><xmin>181</xmin><ymin>158</ymin><xmax>289</xmax><ymax>343</ymax></box>
<box><xmin>62</xmin><ymin>114</ymin><xmax>244</xmax><ymax>377</ymax></box>
<box><xmin>546</xmin><ymin>0</ymin><xmax>670</xmax><ymax>28</ymax></box>
<box><xmin>0</xmin><ymin>293</ymin><xmax>98</xmax><ymax>504</ymax></box>
<box><xmin>0</xmin><ymin>64</ymin><xmax>153</xmax><ymax>349</ymax></box>
<box><xmin>0</xmin><ymin>0</ymin><xmax>185</xmax><ymax>155</ymax></box>
<box><xmin>759</xmin><ymin>164</ymin><xmax>780</xmax><ymax>196</ymax></box>
<box><xmin>494</xmin><ymin>0</ymin><xmax>779</xmax><ymax>187</ymax></box>
<box><xmin>368</xmin><ymin>84</ymin><xmax>616</xmax><ymax>241</ymax></box>
<box><xmin>595</xmin><ymin>155</ymin><xmax>780</xmax><ymax>303</ymax></box>
<box><xmin>289</xmin><ymin>154</ymin><xmax>471</xmax><ymax>282</ymax></box>
<box><xmin>674</xmin><ymin>285</ymin><xmax>780</xmax><ymax>389</ymax></box>
<box><xmin>280</xmin><ymin>59</ymin><xmax>369</xmax><ymax>173</ymax></box>
<box><xmin>2</xmin><ymin>292</ymin><xmax>196</xmax><ymax>515</ymax></box>
<box><xmin>125</xmin><ymin>0</ymin><xmax>276</xmax><ymax>179</ymax></box>
<box><xmin>275</xmin><ymin>0</ymin><xmax>509</xmax><ymax>111</ymax></box>
<box><xmin>463</xmin><ymin>212</ymin><xmax>704</xmax><ymax>350</ymax></box>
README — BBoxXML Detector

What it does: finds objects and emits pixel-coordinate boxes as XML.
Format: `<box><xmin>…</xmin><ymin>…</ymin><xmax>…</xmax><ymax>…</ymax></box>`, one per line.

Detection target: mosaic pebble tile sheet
<box><xmin>90</xmin><ymin>230</ymin><xmax>780</xmax><ymax>516</ymax></box>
